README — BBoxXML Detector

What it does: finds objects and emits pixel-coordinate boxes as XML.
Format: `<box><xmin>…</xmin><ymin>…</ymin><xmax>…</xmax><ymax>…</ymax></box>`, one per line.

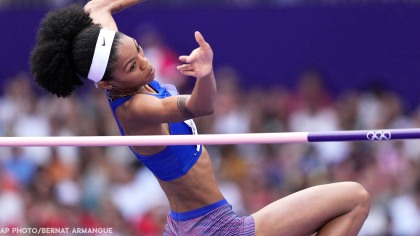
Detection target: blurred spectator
<box><xmin>2</xmin><ymin>147</ymin><xmax>36</xmax><ymax>186</ymax></box>
<box><xmin>47</xmin><ymin>148</ymin><xmax>74</xmax><ymax>184</ymax></box>
<box><xmin>110</xmin><ymin>164</ymin><xmax>168</xmax><ymax>221</ymax></box>
<box><xmin>4</xmin><ymin>73</ymin><xmax>53</xmax><ymax>166</ymax></box>
<box><xmin>388</xmin><ymin>180</ymin><xmax>420</xmax><ymax>235</ymax></box>
<box><xmin>289</xmin><ymin>68</ymin><xmax>349</xmax><ymax>165</ymax></box>
<box><xmin>0</xmin><ymin>172</ymin><xmax>24</xmax><ymax>228</ymax></box>
<box><xmin>214</xmin><ymin>66</ymin><xmax>250</xmax><ymax>135</ymax></box>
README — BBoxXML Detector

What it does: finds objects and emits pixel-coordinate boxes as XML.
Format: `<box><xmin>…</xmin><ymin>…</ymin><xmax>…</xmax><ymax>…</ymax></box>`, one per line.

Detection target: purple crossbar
<box><xmin>308</xmin><ymin>129</ymin><xmax>420</xmax><ymax>142</ymax></box>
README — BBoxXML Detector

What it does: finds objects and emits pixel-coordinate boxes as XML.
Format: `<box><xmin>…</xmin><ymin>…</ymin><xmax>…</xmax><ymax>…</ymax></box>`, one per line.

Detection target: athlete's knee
<box><xmin>346</xmin><ymin>182</ymin><xmax>371</xmax><ymax>216</ymax></box>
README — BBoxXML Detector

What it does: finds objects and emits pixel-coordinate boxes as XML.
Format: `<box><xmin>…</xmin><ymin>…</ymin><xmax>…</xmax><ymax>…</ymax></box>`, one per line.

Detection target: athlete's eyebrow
<box><xmin>124</xmin><ymin>58</ymin><xmax>135</xmax><ymax>72</ymax></box>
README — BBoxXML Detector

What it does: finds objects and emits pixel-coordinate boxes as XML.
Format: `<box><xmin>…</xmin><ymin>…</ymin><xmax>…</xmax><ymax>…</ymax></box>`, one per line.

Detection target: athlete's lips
<box><xmin>147</xmin><ymin>67</ymin><xmax>155</xmax><ymax>78</ymax></box>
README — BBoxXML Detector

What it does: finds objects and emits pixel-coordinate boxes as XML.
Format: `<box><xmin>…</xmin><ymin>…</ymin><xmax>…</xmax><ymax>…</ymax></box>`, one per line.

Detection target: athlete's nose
<box><xmin>140</xmin><ymin>56</ymin><xmax>149</xmax><ymax>71</ymax></box>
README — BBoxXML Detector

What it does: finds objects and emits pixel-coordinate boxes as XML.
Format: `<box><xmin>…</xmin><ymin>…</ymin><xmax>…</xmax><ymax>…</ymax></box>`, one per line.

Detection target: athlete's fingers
<box><xmin>177</xmin><ymin>64</ymin><xmax>193</xmax><ymax>71</ymax></box>
<box><xmin>186</xmin><ymin>55</ymin><xmax>194</xmax><ymax>64</ymax></box>
<box><xmin>185</xmin><ymin>49</ymin><xmax>199</xmax><ymax>64</ymax></box>
<box><xmin>179</xmin><ymin>70</ymin><xmax>195</xmax><ymax>77</ymax></box>
<box><xmin>186</xmin><ymin>56</ymin><xmax>195</xmax><ymax>64</ymax></box>
<box><xmin>179</xmin><ymin>55</ymin><xmax>189</xmax><ymax>63</ymax></box>
<box><xmin>194</xmin><ymin>31</ymin><xmax>210</xmax><ymax>51</ymax></box>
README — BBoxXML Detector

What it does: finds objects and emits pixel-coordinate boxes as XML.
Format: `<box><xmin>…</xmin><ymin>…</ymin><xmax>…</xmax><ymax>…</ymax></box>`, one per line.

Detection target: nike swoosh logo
<box><xmin>101</xmin><ymin>36</ymin><xmax>105</xmax><ymax>46</ymax></box>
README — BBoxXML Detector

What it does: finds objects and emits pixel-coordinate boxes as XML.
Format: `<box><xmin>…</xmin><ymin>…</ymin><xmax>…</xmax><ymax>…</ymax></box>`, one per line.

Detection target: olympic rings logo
<box><xmin>366</xmin><ymin>131</ymin><xmax>391</xmax><ymax>140</ymax></box>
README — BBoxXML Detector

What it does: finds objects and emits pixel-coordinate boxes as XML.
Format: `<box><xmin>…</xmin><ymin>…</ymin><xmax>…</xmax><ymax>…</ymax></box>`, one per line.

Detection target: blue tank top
<box><xmin>107</xmin><ymin>80</ymin><xmax>202</xmax><ymax>181</ymax></box>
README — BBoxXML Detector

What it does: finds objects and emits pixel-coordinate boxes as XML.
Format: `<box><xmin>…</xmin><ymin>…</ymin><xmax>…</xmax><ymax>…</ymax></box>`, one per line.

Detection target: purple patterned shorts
<box><xmin>164</xmin><ymin>204</ymin><xmax>255</xmax><ymax>236</ymax></box>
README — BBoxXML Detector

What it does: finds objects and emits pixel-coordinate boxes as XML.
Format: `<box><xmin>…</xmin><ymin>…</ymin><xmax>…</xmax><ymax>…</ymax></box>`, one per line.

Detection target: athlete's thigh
<box><xmin>251</xmin><ymin>182</ymin><xmax>365</xmax><ymax>236</ymax></box>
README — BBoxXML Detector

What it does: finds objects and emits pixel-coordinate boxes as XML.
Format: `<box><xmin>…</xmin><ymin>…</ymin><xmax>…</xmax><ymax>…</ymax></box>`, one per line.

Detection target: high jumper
<box><xmin>29</xmin><ymin>1</ymin><xmax>370</xmax><ymax>235</ymax></box>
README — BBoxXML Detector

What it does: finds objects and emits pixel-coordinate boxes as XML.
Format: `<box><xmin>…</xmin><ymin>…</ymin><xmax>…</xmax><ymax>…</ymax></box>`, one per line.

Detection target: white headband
<box><xmin>87</xmin><ymin>29</ymin><xmax>116</xmax><ymax>88</ymax></box>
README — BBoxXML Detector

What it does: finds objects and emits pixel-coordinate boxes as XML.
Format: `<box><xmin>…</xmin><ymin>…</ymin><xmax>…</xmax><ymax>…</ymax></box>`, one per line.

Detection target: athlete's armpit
<box><xmin>177</xmin><ymin>96</ymin><xmax>196</xmax><ymax>119</ymax></box>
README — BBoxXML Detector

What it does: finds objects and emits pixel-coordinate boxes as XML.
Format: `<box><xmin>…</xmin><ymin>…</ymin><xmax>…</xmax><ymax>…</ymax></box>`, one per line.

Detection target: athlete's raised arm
<box><xmin>178</xmin><ymin>31</ymin><xmax>216</xmax><ymax>117</ymax></box>
<box><xmin>125</xmin><ymin>31</ymin><xmax>217</xmax><ymax>124</ymax></box>
<box><xmin>84</xmin><ymin>0</ymin><xmax>146</xmax><ymax>31</ymax></box>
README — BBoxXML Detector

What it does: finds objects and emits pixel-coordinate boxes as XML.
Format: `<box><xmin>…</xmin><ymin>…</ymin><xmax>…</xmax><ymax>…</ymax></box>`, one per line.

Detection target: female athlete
<box><xmin>30</xmin><ymin>1</ymin><xmax>370</xmax><ymax>235</ymax></box>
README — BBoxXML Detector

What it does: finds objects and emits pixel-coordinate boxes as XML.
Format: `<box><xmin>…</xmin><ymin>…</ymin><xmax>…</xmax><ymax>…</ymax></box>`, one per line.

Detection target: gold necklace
<box><xmin>108</xmin><ymin>87</ymin><xmax>145</xmax><ymax>101</ymax></box>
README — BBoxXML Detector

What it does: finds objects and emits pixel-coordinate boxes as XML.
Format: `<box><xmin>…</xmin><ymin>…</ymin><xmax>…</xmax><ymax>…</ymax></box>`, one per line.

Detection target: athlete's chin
<box><xmin>145</xmin><ymin>67</ymin><xmax>155</xmax><ymax>83</ymax></box>
<box><xmin>148</xmin><ymin>73</ymin><xmax>155</xmax><ymax>82</ymax></box>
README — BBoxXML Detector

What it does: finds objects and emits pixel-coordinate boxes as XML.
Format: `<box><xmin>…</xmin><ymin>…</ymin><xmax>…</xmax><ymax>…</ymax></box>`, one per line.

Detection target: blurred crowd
<box><xmin>0</xmin><ymin>28</ymin><xmax>420</xmax><ymax>236</ymax></box>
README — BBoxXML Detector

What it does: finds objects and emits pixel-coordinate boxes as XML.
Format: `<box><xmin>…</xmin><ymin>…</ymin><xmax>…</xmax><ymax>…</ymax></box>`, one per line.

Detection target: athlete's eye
<box><xmin>136</xmin><ymin>44</ymin><xmax>141</xmax><ymax>53</ymax></box>
<box><xmin>130</xmin><ymin>62</ymin><xmax>136</xmax><ymax>71</ymax></box>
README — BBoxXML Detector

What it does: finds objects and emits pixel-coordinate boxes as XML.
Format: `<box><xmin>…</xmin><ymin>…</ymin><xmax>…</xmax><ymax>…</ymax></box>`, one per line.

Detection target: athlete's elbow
<box><xmin>187</xmin><ymin>98</ymin><xmax>215</xmax><ymax>117</ymax></box>
<box><xmin>203</xmin><ymin>107</ymin><xmax>215</xmax><ymax>116</ymax></box>
<box><xmin>195</xmin><ymin>106</ymin><xmax>214</xmax><ymax>117</ymax></box>
<box><xmin>202</xmin><ymin>99</ymin><xmax>216</xmax><ymax>116</ymax></box>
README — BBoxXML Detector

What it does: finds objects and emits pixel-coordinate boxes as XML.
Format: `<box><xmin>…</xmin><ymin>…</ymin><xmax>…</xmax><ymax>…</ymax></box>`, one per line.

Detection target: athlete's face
<box><xmin>104</xmin><ymin>34</ymin><xmax>155</xmax><ymax>90</ymax></box>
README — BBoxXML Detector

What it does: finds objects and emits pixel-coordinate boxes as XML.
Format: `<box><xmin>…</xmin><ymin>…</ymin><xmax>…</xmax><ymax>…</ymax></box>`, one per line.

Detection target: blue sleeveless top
<box><xmin>107</xmin><ymin>80</ymin><xmax>202</xmax><ymax>181</ymax></box>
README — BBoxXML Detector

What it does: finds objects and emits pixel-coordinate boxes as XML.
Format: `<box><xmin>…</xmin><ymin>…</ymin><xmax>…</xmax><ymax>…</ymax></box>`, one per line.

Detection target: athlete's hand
<box><xmin>84</xmin><ymin>0</ymin><xmax>120</xmax><ymax>31</ymax></box>
<box><xmin>177</xmin><ymin>32</ymin><xmax>213</xmax><ymax>79</ymax></box>
<box><xmin>84</xmin><ymin>0</ymin><xmax>113</xmax><ymax>13</ymax></box>
<box><xmin>84</xmin><ymin>0</ymin><xmax>147</xmax><ymax>15</ymax></box>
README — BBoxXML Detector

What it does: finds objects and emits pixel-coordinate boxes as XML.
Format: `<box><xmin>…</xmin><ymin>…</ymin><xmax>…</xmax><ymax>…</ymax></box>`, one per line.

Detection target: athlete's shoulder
<box><xmin>126</xmin><ymin>93</ymin><xmax>157</xmax><ymax>108</ymax></box>
<box><xmin>124</xmin><ymin>93</ymin><xmax>160</xmax><ymax>120</ymax></box>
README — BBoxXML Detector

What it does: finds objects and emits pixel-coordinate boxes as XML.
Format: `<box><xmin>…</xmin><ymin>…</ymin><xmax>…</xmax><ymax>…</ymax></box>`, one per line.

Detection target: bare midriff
<box><xmin>132</xmin><ymin>135</ymin><xmax>224</xmax><ymax>213</ymax></box>
<box><xmin>156</xmin><ymin>147</ymin><xmax>225</xmax><ymax>213</ymax></box>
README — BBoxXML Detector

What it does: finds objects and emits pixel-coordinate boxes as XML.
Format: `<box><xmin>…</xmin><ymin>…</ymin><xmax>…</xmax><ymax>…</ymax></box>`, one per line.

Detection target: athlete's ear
<box><xmin>97</xmin><ymin>81</ymin><xmax>113</xmax><ymax>90</ymax></box>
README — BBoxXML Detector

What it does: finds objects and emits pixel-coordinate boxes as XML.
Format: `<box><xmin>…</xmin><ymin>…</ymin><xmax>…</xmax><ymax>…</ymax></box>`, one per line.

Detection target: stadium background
<box><xmin>0</xmin><ymin>0</ymin><xmax>419</xmax><ymax>235</ymax></box>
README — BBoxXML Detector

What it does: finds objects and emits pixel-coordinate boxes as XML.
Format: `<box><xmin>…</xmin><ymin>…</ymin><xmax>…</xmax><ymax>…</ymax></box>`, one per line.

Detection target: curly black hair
<box><xmin>30</xmin><ymin>4</ymin><xmax>122</xmax><ymax>97</ymax></box>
